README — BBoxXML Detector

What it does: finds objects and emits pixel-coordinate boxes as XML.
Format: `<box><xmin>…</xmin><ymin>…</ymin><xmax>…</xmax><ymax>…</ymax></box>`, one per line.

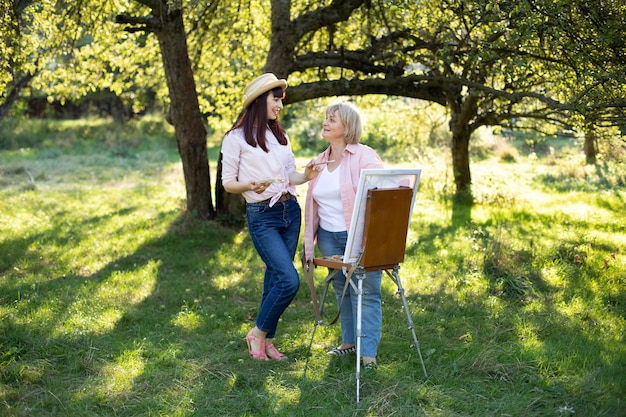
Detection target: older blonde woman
<box><xmin>302</xmin><ymin>102</ymin><xmax>384</xmax><ymax>370</ymax></box>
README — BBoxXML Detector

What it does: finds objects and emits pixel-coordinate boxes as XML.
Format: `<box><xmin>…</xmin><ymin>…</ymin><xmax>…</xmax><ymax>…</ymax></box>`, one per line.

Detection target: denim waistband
<box><xmin>252</xmin><ymin>193</ymin><xmax>294</xmax><ymax>205</ymax></box>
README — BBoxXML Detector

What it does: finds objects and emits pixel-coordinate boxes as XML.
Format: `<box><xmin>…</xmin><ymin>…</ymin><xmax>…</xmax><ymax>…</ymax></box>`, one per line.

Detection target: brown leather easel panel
<box><xmin>360</xmin><ymin>187</ymin><xmax>413</xmax><ymax>268</ymax></box>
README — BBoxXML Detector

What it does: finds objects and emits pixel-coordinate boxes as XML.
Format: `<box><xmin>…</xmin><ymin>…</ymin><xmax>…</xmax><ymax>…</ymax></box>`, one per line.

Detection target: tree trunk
<box><xmin>0</xmin><ymin>71</ymin><xmax>37</xmax><ymax>123</ymax></box>
<box><xmin>265</xmin><ymin>0</ymin><xmax>295</xmax><ymax>77</ymax></box>
<box><xmin>584</xmin><ymin>124</ymin><xmax>598</xmax><ymax>165</ymax></box>
<box><xmin>155</xmin><ymin>10</ymin><xmax>214</xmax><ymax>219</ymax></box>
<box><xmin>215</xmin><ymin>152</ymin><xmax>246</xmax><ymax>223</ymax></box>
<box><xmin>450</xmin><ymin>117</ymin><xmax>472</xmax><ymax>202</ymax></box>
<box><xmin>447</xmin><ymin>91</ymin><xmax>477</xmax><ymax>203</ymax></box>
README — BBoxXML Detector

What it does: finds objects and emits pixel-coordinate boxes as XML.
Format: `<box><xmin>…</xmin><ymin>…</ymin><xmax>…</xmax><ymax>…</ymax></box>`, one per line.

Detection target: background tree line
<box><xmin>1</xmin><ymin>0</ymin><xmax>624</xmax><ymax>220</ymax></box>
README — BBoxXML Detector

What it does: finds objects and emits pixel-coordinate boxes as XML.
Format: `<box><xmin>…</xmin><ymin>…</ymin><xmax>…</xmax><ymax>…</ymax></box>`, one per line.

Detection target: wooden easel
<box><xmin>309</xmin><ymin>186</ymin><xmax>427</xmax><ymax>403</ymax></box>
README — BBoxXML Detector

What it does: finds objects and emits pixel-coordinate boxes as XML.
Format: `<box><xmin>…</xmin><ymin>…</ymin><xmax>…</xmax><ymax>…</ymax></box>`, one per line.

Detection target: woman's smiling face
<box><xmin>266</xmin><ymin>92</ymin><xmax>283</xmax><ymax>120</ymax></box>
<box><xmin>322</xmin><ymin>110</ymin><xmax>345</xmax><ymax>142</ymax></box>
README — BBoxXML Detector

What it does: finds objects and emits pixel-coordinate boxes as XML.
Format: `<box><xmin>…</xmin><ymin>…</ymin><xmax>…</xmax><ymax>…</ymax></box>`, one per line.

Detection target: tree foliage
<box><xmin>258</xmin><ymin>0</ymin><xmax>625</xmax><ymax>198</ymax></box>
<box><xmin>526</xmin><ymin>0</ymin><xmax>626</xmax><ymax>129</ymax></box>
<box><xmin>2</xmin><ymin>0</ymin><xmax>624</xmax><ymax>214</ymax></box>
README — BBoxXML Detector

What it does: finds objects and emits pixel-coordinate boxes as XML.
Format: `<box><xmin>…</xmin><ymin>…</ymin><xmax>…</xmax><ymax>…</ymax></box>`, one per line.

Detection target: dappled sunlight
<box><xmin>98</xmin><ymin>348</ymin><xmax>146</xmax><ymax>399</ymax></box>
<box><xmin>557</xmin><ymin>200</ymin><xmax>615</xmax><ymax>223</ymax></box>
<box><xmin>209</xmin><ymin>232</ymin><xmax>259</xmax><ymax>291</ymax></box>
<box><xmin>555</xmin><ymin>295</ymin><xmax>620</xmax><ymax>341</ymax></box>
<box><xmin>213</xmin><ymin>272</ymin><xmax>245</xmax><ymax>290</ymax></box>
<box><xmin>514</xmin><ymin>314</ymin><xmax>545</xmax><ymax>355</ymax></box>
<box><xmin>265</xmin><ymin>374</ymin><xmax>302</xmax><ymax>411</ymax></box>
<box><xmin>0</xmin><ymin>194</ymin><xmax>52</xmax><ymax>236</ymax></box>
<box><xmin>171</xmin><ymin>309</ymin><xmax>205</xmax><ymax>331</ymax></box>
<box><xmin>52</xmin><ymin>261</ymin><xmax>158</xmax><ymax>338</ymax></box>
<box><xmin>540</xmin><ymin>264</ymin><xmax>567</xmax><ymax>288</ymax></box>
<box><xmin>71</xmin><ymin>346</ymin><xmax>146</xmax><ymax>406</ymax></box>
<box><xmin>453</xmin><ymin>272</ymin><xmax>489</xmax><ymax>304</ymax></box>
<box><xmin>2</xmin><ymin>115</ymin><xmax>624</xmax><ymax>415</ymax></box>
<box><xmin>143</xmin><ymin>358</ymin><xmax>207</xmax><ymax>416</ymax></box>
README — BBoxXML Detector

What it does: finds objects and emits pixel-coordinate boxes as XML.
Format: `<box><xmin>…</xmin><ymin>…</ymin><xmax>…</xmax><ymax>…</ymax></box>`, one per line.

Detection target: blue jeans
<box><xmin>246</xmin><ymin>198</ymin><xmax>301</xmax><ymax>339</ymax></box>
<box><xmin>316</xmin><ymin>228</ymin><xmax>382</xmax><ymax>357</ymax></box>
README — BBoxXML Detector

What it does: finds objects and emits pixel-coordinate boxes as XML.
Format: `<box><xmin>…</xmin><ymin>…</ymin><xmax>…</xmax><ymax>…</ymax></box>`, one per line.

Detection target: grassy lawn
<box><xmin>1</xmin><ymin>116</ymin><xmax>625</xmax><ymax>416</ymax></box>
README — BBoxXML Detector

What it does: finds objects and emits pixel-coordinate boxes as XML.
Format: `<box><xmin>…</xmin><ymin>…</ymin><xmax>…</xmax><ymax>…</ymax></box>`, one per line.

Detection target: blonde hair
<box><xmin>325</xmin><ymin>102</ymin><xmax>362</xmax><ymax>144</ymax></box>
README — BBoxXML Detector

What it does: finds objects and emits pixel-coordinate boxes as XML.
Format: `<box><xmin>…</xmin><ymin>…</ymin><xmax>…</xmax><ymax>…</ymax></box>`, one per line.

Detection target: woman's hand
<box><xmin>249</xmin><ymin>180</ymin><xmax>270</xmax><ymax>194</ymax></box>
<box><xmin>301</xmin><ymin>252</ymin><xmax>313</xmax><ymax>272</ymax></box>
<box><xmin>304</xmin><ymin>159</ymin><xmax>326</xmax><ymax>180</ymax></box>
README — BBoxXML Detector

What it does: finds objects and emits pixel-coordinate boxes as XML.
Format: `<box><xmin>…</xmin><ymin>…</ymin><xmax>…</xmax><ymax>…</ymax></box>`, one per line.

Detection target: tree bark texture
<box><xmin>584</xmin><ymin>126</ymin><xmax>598</xmax><ymax>165</ymax></box>
<box><xmin>215</xmin><ymin>152</ymin><xmax>246</xmax><ymax>221</ymax></box>
<box><xmin>265</xmin><ymin>0</ymin><xmax>367</xmax><ymax>76</ymax></box>
<box><xmin>447</xmin><ymin>90</ymin><xmax>478</xmax><ymax>201</ymax></box>
<box><xmin>154</xmin><ymin>10</ymin><xmax>214</xmax><ymax>219</ymax></box>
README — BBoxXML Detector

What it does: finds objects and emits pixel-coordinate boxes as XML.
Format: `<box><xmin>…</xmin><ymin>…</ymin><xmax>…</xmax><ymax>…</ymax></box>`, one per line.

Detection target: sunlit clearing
<box><xmin>563</xmin><ymin>201</ymin><xmax>612</xmax><ymax>221</ymax></box>
<box><xmin>53</xmin><ymin>260</ymin><xmax>159</xmax><ymax>338</ymax></box>
<box><xmin>213</xmin><ymin>272</ymin><xmax>244</xmax><ymax>290</ymax></box>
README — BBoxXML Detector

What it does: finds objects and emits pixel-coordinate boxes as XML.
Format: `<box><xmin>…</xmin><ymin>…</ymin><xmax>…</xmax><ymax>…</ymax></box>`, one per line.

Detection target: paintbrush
<box><xmin>305</xmin><ymin>160</ymin><xmax>335</xmax><ymax>168</ymax></box>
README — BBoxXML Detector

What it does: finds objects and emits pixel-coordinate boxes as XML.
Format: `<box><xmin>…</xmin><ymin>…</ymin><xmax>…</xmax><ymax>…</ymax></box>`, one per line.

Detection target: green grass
<box><xmin>1</xmin><ymin>116</ymin><xmax>625</xmax><ymax>416</ymax></box>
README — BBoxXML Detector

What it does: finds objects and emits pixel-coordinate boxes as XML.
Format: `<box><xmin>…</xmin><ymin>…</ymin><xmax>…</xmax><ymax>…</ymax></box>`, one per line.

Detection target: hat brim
<box><xmin>243</xmin><ymin>79</ymin><xmax>288</xmax><ymax>109</ymax></box>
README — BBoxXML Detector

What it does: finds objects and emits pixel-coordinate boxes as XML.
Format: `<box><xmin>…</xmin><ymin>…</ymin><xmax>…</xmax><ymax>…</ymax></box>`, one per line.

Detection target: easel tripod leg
<box><xmin>391</xmin><ymin>268</ymin><xmax>428</xmax><ymax>377</ymax></box>
<box><xmin>354</xmin><ymin>270</ymin><xmax>364</xmax><ymax>404</ymax></box>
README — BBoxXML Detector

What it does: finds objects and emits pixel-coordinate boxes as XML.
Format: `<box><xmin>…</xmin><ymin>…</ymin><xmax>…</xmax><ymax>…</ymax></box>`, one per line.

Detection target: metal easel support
<box><xmin>353</xmin><ymin>266</ymin><xmax>366</xmax><ymax>403</ymax></box>
<box><xmin>386</xmin><ymin>265</ymin><xmax>428</xmax><ymax>378</ymax></box>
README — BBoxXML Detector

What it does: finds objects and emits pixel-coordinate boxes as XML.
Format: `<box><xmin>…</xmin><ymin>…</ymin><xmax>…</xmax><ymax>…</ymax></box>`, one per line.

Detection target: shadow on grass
<box><xmin>2</xmin><ymin>199</ymin><xmax>625</xmax><ymax>416</ymax></box>
<box><xmin>1</xmin><ymin>208</ymin><xmax>287</xmax><ymax>415</ymax></box>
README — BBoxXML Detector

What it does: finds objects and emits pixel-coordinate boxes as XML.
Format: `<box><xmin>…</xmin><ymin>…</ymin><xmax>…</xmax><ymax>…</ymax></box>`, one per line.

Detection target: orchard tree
<box><xmin>258</xmin><ymin>0</ymin><xmax>624</xmax><ymax>201</ymax></box>
<box><xmin>0</xmin><ymin>0</ymin><xmax>64</xmax><ymax>121</ymax></box>
<box><xmin>5</xmin><ymin>0</ymin><xmax>624</xmax><ymax>218</ymax></box>
<box><xmin>0</xmin><ymin>0</ymin><xmax>20</xmax><ymax>120</ymax></box>
<box><xmin>260</xmin><ymin>0</ymin><xmax>574</xmax><ymax>201</ymax></box>
<box><xmin>1</xmin><ymin>0</ymin><xmax>219</xmax><ymax>219</ymax></box>
<box><xmin>524</xmin><ymin>0</ymin><xmax>626</xmax><ymax>163</ymax></box>
<box><xmin>115</xmin><ymin>0</ymin><xmax>214</xmax><ymax>219</ymax></box>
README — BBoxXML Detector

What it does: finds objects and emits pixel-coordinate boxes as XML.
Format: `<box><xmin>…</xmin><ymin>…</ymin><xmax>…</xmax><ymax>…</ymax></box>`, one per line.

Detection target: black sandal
<box><xmin>327</xmin><ymin>345</ymin><xmax>356</xmax><ymax>355</ymax></box>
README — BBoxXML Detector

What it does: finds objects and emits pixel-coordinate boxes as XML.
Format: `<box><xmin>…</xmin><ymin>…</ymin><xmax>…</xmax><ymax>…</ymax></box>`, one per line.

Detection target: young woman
<box><xmin>303</xmin><ymin>102</ymin><xmax>385</xmax><ymax>370</ymax></box>
<box><xmin>221</xmin><ymin>73</ymin><xmax>314</xmax><ymax>360</ymax></box>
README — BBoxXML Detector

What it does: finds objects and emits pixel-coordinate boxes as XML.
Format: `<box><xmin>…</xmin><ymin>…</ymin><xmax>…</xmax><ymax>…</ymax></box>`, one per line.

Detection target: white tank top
<box><xmin>312</xmin><ymin>167</ymin><xmax>347</xmax><ymax>232</ymax></box>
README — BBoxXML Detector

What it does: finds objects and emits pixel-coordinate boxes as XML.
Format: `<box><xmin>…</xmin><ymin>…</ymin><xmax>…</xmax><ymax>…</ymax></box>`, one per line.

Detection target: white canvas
<box><xmin>343</xmin><ymin>168</ymin><xmax>422</xmax><ymax>263</ymax></box>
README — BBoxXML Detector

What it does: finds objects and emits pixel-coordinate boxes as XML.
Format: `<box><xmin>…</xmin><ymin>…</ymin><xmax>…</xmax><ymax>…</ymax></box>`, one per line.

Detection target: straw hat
<box><xmin>243</xmin><ymin>73</ymin><xmax>288</xmax><ymax>109</ymax></box>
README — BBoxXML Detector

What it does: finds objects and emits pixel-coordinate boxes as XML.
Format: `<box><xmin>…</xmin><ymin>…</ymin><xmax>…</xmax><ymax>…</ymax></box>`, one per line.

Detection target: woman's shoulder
<box><xmin>348</xmin><ymin>143</ymin><xmax>378</xmax><ymax>155</ymax></box>
<box><xmin>350</xmin><ymin>143</ymin><xmax>383</xmax><ymax>167</ymax></box>
<box><xmin>223</xmin><ymin>127</ymin><xmax>243</xmax><ymax>139</ymax></box>
<box><xmin>222</xmin><ymin>128</ymin><xmax>247</xmax><ymax>148</ymax></box>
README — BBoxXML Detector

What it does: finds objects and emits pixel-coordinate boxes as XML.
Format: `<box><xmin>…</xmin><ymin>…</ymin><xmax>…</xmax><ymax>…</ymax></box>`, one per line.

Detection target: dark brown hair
<box><xmin>228</xmin><ymin>87</ymin><xmax>287</xmax><ymax>152</ymax></box>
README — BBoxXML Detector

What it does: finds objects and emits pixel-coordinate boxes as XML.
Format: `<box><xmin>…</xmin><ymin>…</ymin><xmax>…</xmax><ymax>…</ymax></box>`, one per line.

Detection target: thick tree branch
<box><xmin>293</xmin><ymin>51</ymin><xmax>390</xmax><ymax>75</ymax></box>
<box><xmin>283</xmin><ymin>76</ymin><xmax>448</xmax><ymax>107</ymax></box>
<box><xmin>293</xmin><ymin>30</ymin><xmax>437</xmax><ymax>75</ymax></box>
<box><xmin>292</xmin><ymin>0</ymin><xmax>366</xmax><ymax>38</ymax></box>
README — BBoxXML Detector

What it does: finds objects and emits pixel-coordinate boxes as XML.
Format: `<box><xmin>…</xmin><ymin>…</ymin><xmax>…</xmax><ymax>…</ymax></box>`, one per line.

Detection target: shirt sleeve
<box><xmin>220</xmin><ymin>132</ymin><xmax>240</xmax><ymax>185</ymax></box>
<box><xmin>282</xmin><ymin>135</ymin><xmax>297</xmax><ymax>175</ymax></box>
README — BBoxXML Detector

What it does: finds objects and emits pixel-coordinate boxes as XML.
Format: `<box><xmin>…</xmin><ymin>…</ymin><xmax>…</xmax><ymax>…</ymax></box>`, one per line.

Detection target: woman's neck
<box><xmin>329</xmin><ymin>143</ymin><xmax>346</xmax><ymax>158</ymax></box>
